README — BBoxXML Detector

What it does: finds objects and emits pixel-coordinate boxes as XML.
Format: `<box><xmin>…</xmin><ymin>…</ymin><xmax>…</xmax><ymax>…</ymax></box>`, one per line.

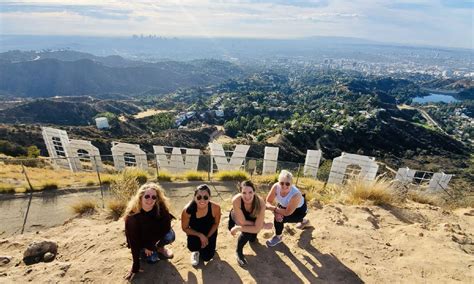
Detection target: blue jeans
<box><xmin>158</xmin><ymin>229</ymin><xmax>176</xmax><ymax>247</ymax></box>
<box><xmin>143</xmin><ymin>229</ymin><xmax>175</xmax><ymax>263</ymax></box>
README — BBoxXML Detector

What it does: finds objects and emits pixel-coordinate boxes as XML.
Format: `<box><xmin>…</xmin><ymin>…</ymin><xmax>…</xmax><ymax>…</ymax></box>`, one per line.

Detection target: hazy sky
<box><xmin>0</xmin><ymin>0</ymin><xmax>472</xmax><ymax>49</ymax></box>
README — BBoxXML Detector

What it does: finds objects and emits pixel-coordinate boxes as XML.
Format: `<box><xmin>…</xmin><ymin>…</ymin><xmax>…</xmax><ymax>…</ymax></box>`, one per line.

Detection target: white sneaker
<box><xmin>296</xmin><ymin>218</ymin><xmax>309</xmax><ymax>229</ymax></box>
<box><xmin>191</xmin><ymin>251</ymin><xmax>200</xmax><ymax>267</ymax></box>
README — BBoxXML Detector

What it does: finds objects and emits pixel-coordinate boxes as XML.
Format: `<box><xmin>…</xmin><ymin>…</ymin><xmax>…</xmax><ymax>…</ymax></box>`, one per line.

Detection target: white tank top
<box><xmin>276</xmin><ymin>184</ymin><xmax>304</xmax><ymax>208</ymax></box>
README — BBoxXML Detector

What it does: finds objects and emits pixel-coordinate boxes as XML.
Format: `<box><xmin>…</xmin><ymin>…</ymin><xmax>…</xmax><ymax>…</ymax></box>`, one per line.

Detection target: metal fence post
<box><xmin>155</xmin><ymin>154</ymin><xmax>160</xmax><ymax>181</ymax></box>
<box><xmin>20</xmin><ymin>162</ymin><xmax>34</xmax><ymax>234</ymax></box>
<box><xmin>295</xmin><ymin>163</ymin><xmax>301</xmax><ymax>186</ymax></box>
<box><xmin>208</xmin><ymin>154</ymin><xmax>212</xmax><ymax>181</ymax></box>
<box><xmin>93</xmin><ymin>156</ymin><xmax>104</xmax><ymax>208</ymax></box>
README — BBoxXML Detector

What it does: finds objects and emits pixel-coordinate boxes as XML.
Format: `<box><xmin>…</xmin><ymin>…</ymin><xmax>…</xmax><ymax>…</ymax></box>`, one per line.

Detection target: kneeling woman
<box><xmin>266</xmin><ymin>170</ymin><xmax>309</xmax><ymax>247</ymax></box>
<box><xmin>228</xmin><ymin>180</ymin><xmax>269</xmax><ymax>266</ymax></box>
<box><xmin>181</xmin><ymin>184</ymin><xmax>221</xmax><ymax>267</ymax></box>
<box><xmin>124</xmin><ymin>183</ymin><xmax>175</xmax><ymax>280</ymax></box>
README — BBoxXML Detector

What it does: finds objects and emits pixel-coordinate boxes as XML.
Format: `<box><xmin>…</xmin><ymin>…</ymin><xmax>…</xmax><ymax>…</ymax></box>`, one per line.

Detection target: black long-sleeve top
<box><xmin>125</xmin><ymin>206</ymin><xmax>172</xmax><ymax>273</ymax></box>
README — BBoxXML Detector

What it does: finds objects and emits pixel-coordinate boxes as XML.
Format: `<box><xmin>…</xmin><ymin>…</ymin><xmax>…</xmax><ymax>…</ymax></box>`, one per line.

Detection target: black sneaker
<box><xmin>236</xmin><ymin>252</ymin><xmax>248</xmax><ymax>267</ymax></box>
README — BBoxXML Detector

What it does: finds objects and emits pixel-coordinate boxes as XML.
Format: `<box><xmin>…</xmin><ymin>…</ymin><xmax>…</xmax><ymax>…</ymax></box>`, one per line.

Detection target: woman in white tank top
<box><xmin>265</xmin><ymin>170</ymin><xmax>309</xmax><ymax>247</ymax></box>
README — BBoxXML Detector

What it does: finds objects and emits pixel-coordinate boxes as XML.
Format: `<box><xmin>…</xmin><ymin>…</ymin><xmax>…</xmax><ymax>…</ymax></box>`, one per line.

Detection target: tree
<box><xmin>27</xmin><ymin>145</ymin><xmax>40</xmax><ymax>158</ymax></box>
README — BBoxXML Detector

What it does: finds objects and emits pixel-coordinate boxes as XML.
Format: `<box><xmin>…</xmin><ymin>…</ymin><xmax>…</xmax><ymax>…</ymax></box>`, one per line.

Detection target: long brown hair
<box><xmin>240</xmin><ymin>180</ymin><xmax>261</xmax><ymax>218</ymax></box>
<box><xmin>124</xmin><ymin>182</ymin><xmax>171</xmax><ymax>218</ymax></box>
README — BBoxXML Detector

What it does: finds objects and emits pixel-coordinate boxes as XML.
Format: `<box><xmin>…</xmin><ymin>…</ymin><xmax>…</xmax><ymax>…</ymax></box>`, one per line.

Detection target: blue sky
<box><xmin>0</xmin><ymin>0</ymin><xmax>472</xmax><ymax>49</ymax></box>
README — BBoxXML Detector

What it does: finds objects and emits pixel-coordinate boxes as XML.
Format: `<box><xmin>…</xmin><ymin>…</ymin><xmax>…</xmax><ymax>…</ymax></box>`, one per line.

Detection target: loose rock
<box><xmin>23</xmin><ymin>240</ymin><xmax>58</xmax><ymax>265</ymax></box>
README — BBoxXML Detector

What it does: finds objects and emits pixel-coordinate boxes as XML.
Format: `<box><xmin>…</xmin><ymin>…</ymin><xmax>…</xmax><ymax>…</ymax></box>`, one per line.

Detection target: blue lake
<box><xmin>413</xmin><ymin>93</ymin><xmax>459</xmax><ymax>104</ymax></box>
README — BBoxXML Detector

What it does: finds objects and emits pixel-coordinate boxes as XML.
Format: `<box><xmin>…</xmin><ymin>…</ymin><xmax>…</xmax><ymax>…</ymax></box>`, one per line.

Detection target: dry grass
<box><xmin>121</xmin><ymin>167</ymin><xmax>149</xmax><ymax>184</ymax></box>
<box><xmin>295</xmin><ymin>177</ymin><xmax>326</xmax><ymax>202</ymax></box>
<box><xmin>107</xmin><ymin>199</ymin><xmax>127</xmax><ymax>220</ymax></box>
<box><xmin>71</xmin><ymin>199</ymin><xmax>97</xmax><ymax>215</ymax></box>
<box><xmin>110</xmin><ymin>171</ymin><xmax>140</xmax><ymax>204</ymax></box>
<box><xmin>343</xmin><ymin>178</ymin><xmax>396</xmax><ymax>206</ymax></box>
<box><xmin>157</xmin><ymin>170</ymin><xmax>173</xmax><ymax>182</ymax></box>
<box><xmin>0</xmin><ymin>183</ymin><xmax>15</xmax><ymax>194</ymax></box>
<box><xmin>39</xmin><ymin>181</ymin><xmax>59</xmax><ymax>191</ymax></box>
<box><xmin>214</xmin><ymin>170</ymin><xmax>250</xmax><ymax>181</ymax></box>
<box><xmin>0</xmin><ymin>163</ymin><xmax>115</xmax><ymax>192</ymax></box>
<box><xmin>183</xmin><ymin>171</ymin><xmax>208</xmax><ymax>181</ymax></box>
<box><xmin>407</xmin><ymin>190</ymin><xmax>444</xmax><ymax>206</ymax></box>
<box><xmin>107</xmin><ymin>169</ymin><xmax>141</xmax><ymax>219</ymax></box>
<box><xmin>252</xmin><ymin>174</ymin><xmax>278</xmax><ymax>185</ymax></box>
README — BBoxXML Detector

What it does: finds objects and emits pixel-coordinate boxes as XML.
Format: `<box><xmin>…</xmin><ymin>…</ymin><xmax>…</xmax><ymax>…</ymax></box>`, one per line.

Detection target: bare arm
<box><xmin>233</xmin><ymin>197</ymin><xmax>266</xmax><ymax>234</ymax></box>
<box><xmin>265</xmin><ymin>183</ymin><xmax>278</xmax><ymax>211</ymax></box>
<box><xmin>232</xmin><ymin>195</ymin><xmax>254</xmax><ymax>226</ymax></box>
<box><xmin>275</xmin><ymin>193</ymin><xmax>302</xmax><ymax>217</ymax></box>
<box><xmin>181</xmin><ymin>203</ymin><xmax>204</xmax><ymax>238</ymax></box>
<box><xmin>206</xmin><ymin>202</ymin><xmax>221</xmax><ymax>238</ymax></box>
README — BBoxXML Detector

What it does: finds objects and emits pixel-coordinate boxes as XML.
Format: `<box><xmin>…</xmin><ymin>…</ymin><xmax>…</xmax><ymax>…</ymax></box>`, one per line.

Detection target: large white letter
<box><xmin>153</xmin><ymin>146</ymin><xmax>200</xmax><ymax>173</ymax></box>
<box><xmin>111</xmin><ymin>142</ymin><xmax>148</xmax><ymax>171</ymax></box>
<box><xmin>209</xmin><ymin>143</ymin><xmax>249</xmax><ymax>172</ymax></box>
<box><xmin>262</xmin><ymin>147</ymin><xmax>279</xmax><ymax>175</ymax></box>
<box><xmin>304</xmin><ymin>150</ymin><xmax>322</xmax><ymax>178</ymax></box>
<box><xmin>41</xmin><ymin>127</ymin><xmax>76</xmax><ymax>171</ymax></box>
<box><xmin>327</xmin><ymin>152</ymin><xmax>379</xmax><ymax>185</ymax></box>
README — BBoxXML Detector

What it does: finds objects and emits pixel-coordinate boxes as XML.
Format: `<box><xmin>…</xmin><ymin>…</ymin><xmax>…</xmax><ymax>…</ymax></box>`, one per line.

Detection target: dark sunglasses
<box><xmin>196</xmin><ymin>195</ymin><xmax>209</xmax><ymax>201</ymax></box>
<box><xmin>144</xmin><ymin>194</ymin><xmax>157</xmax><ymax>200</ymax></box>
<box><xmin>279</xmin><ymin>181</ymin><xmax>291</xmax><ymax>186</ymax></box>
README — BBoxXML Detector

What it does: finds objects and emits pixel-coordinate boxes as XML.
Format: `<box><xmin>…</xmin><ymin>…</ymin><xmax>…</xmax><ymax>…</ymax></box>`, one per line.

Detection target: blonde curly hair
<box><xmin>123</xmin><ymin>182</ymin><xmax>171</xmax><ymax>217</ymax></box>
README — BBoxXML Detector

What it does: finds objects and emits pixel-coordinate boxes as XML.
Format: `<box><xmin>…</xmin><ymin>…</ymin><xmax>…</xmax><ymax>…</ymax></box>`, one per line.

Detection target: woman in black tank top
<box><xmin>228</xmin><ymin>180</ymin><xmax>271</xmax><ymax>267</ymax></box>
<box><xmin>181</xmin><ymin>184</ymin><xmax>221</xmax><ymax>266</ymax></box>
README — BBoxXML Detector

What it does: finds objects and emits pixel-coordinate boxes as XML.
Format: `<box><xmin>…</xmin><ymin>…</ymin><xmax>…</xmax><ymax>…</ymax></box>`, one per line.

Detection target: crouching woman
<box><xmin>124</xmin><ymin>183</ymin><xmax>175</xmax><ymax>280</ymax></box>
<box><xmin>228</xmin><ymin>180</ymin><xmax>271</xmax><ymax>267</ymax></box>
<box><xmin>181</xmin><ymin>184</ymin><xmax>221</xmax><ymax>266</ymax></box>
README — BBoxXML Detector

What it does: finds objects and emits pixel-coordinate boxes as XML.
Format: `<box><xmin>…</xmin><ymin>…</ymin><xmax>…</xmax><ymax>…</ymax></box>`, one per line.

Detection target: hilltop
<box><xmin>0</xmin><ymin>200</ymin><xmax>472</xmax><ymax>283</ymax></box>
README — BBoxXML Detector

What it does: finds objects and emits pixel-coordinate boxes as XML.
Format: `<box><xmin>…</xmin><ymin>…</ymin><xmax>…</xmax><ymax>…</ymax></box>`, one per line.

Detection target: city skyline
<box><xmin>0</xmin><ymin>0</ymin><xmax>473</xmax><ymax>49</ymax></box>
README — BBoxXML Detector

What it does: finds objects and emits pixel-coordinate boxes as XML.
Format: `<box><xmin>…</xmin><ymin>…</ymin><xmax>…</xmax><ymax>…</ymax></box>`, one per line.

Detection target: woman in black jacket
<box><xmin>124</xmin><ymin>183</ymin><xmax>175</xmax><ymax>280</ymax></box>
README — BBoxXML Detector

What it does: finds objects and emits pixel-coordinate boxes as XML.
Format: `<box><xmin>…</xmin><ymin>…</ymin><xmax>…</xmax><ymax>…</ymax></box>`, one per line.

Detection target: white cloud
<box><xmin>0</xmin><ymin>0</ymin><xmax>472</xmax><ymax>48</ymax></box>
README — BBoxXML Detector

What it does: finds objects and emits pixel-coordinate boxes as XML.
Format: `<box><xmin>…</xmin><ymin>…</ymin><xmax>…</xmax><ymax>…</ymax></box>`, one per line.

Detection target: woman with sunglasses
<box><xmin>124</xmin><ymin>183</ymin><xmax>175</xmax><ymax>281</ymax></box>
<box><xmin>181</xmin><ymin>184</ymin><xmax>221</xmax><ymax>267</ymax></box>
<box><xmin>228</xmin><ymin>180</ymin><xmax>271</xmax><ymax>267</ymax></box>
<box><xmin>265</xmin><ymin>170</ymin><xmax>309</xmax><ymax>247</ymax></box>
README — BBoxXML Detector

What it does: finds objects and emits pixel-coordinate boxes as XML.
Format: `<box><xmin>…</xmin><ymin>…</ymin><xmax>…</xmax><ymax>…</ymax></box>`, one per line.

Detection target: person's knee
<box><xmin>187</xmin><ymin>237</ymin><xmax>201</xmax><ymax>251</ymax></box>
<box><xmin>162</xmin><ymin>229</ymin><xmax>176</xmax><ymax>245</ymax></box>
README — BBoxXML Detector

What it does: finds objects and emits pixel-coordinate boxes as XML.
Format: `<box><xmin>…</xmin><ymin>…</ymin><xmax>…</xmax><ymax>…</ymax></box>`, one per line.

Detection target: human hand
<box><xmin>144</xmin><ymin>248</ymin><xmax>153</xmax><ymax>257</ymax></box>
<box><xmin>275</xmin><ymin>213</ymin><xmax>284</xmax><ymax>222</ymax></box>
<box><xmin>124</xmin><ymin>269</ymin><xmax>143</xmax><ymax>281</ymax></box>
<box><xmin>199</xmin><ymin>233</ymin><xmax>209</xmax><ymax>248</ymax></box>
<box><xmin>263</xmin><ymin>222</ymin><xmax>273</xmax><ymax>230</ymax></box>
<box><xmin>230</xmin><ymin>225</ymin><xmax>240</xmax><ymax>236</ymax></box>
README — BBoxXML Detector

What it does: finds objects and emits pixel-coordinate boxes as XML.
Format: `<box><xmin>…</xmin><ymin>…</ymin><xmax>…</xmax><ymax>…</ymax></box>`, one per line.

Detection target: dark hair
<box><xmin>239</xmin><ymin>180</ymin><xmax>261</xmax><ymax>218</ymax></box>
<box><xmin>186</xmin><ymin>184</ymin><xmax>211</xmax><ymax>214</ymax></box>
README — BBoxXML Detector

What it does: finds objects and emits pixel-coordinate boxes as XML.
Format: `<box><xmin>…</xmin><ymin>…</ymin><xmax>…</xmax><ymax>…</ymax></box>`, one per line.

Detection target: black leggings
<box><xmin>187</xmin><ymin>231</ymin><xmax>217</xmax><ymax>261</ymax></box>
<box><xmin>228</xmin><ymin>211</ymin><xmax>257</xmax><ymax>256</ymax></box>
<box><xmin>274</xmin><ymin>201</ymin><xmax>307</xmax><ymax>235</ymax></box>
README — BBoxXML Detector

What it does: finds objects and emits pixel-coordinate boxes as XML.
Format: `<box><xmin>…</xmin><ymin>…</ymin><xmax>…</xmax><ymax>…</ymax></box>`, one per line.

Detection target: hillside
<box><xmin>0</xmin><ymin>201</ymin><xmax>472</xmax><ymax>283</ymax></box>
<box><xmin>0</xmin><ymin>58</ymin><xmax>244</xmax><ymax>98</ymax></box>
<box><xmin>0</xmin><ymin>99</ymin><xmax>141</xmax><ymax>125</ymax></box>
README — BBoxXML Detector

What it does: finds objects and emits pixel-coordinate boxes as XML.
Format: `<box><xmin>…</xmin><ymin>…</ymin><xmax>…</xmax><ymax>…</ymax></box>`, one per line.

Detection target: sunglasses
<box><xmin>196</xmin><ymin>195</ymin><xmax>209</xmax><ymax>201</ymax></box>
<box><xmin>279</xmin><ymin>181</ymin><xmax>291</xmax><ymax>186</ymax></box>
<box><xmin>144</xmin><ymin>194</ymin><xmax>157</xmax><ymax>200</ymax></box>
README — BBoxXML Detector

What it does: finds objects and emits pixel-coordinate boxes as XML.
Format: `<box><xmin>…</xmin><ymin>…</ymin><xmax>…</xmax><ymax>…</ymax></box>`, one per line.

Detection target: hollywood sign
<box><xmin>41</xmin><ymin>127</ymin><xmax>451</xmax><ymax>190</ymax></box>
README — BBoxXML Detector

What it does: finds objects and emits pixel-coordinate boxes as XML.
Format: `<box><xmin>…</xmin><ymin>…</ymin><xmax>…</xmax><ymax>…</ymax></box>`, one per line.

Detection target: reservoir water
<box><xmin>413</xmin><ymin>93</ymin><xmax>459</xmax><ymax>104</ymax></box>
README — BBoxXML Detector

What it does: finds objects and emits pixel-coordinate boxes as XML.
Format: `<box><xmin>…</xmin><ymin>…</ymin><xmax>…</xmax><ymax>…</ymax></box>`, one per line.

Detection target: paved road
<box><xmin>0</xmin><ymin>181</ymin><xmax>237</xmax><ymax>237</ymax></box>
